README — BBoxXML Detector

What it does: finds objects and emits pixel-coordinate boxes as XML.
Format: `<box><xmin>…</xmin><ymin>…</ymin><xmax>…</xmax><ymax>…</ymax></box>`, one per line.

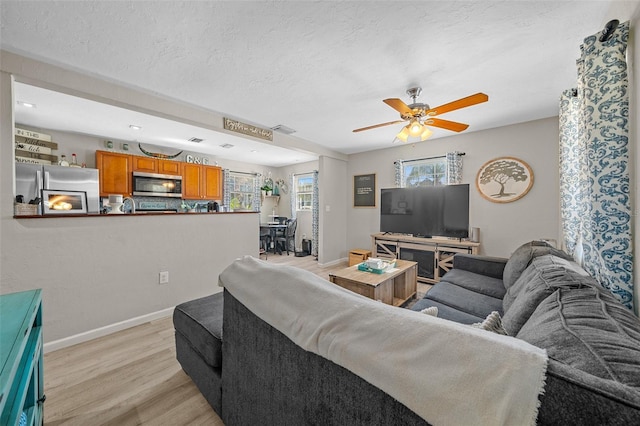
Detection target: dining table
<box><xmin>260</xmin><ymin>222</ymin><xmax>288</xmax><ymax>254</ymax></box>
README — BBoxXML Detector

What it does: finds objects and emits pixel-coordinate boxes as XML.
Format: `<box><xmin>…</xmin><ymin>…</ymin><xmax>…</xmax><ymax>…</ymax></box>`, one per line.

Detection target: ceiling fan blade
<box><xmin>383</xmin><ymin>98</ymin><xmax>413</xmax><ymax>116</ymax></box>
<box><xmin>425</xmin><ymin>92</ymin><xmax>488</xmax><ymax>116</ymax></box>
<box><xmin>353</xmin><ymin>120</ymin><xmax>405</xmax><ymax>133</ymax></box>
<box><xmin>424</xmin><ymin>117</ymin><xmax>469</xmax><ymax>132</ymax></box>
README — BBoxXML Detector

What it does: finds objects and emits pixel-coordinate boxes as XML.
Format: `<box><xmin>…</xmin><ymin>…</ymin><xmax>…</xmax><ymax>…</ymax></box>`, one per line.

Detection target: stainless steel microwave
<box><xmin>132</xmin><ymin>172</ymin><xmax>182</xmax><ymax>198</ymax></box>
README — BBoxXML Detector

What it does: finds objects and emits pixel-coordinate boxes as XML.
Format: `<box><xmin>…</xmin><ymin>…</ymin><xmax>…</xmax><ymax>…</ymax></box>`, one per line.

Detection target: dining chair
<box><xmin>259</xmin><ymin>227</ymin><xmax>271</xmax><ymax>257</ymax></box>
<box><xmin>276</xmin><ymin>219</ymin><xmax>297</xmax><ymax>255</ymax></box>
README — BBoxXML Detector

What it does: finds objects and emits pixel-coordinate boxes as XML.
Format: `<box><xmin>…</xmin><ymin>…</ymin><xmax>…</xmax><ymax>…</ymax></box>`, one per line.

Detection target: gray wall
<box><xmin>346</xmin><ymin>117</ymin><xmax>561</xmax><ymax>258</ymax></box>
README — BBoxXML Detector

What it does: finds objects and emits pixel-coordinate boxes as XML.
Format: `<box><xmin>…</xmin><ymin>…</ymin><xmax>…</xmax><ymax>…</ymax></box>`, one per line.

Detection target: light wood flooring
<box><xmin>43</xmin><ymin>254</ymin><xmax>428</xmax><ymax>425</ymax></box>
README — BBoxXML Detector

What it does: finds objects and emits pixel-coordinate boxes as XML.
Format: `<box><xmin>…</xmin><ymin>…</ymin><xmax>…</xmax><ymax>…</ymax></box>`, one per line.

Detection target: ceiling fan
<box><xmin>353</xmin><ymin>87</ymin><xmax>488</xmax><ymax>142</ymax></box>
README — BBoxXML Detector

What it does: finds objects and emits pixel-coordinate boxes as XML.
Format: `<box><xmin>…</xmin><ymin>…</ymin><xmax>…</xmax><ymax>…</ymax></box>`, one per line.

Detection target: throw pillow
<box><xmin>471</xmin><ymin>311</ymin><xmax>508</xmax><ymax>335</ymax></box>
<box><xmin>420</xmin><ymin>306</ymin><xmax>438</xmax><ymax>317</ymax></box>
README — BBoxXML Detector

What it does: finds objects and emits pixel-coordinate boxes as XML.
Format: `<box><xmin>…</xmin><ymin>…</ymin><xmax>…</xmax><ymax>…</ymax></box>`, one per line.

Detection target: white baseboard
<box><xmin>318</xmin><ymin>257</ymin><xmax>348</xmax><ymax>268</ymax></box>
<box><xmin>43</xmin><ymin>307</ymin><xmax>175</xmax><ymax>353</ymax></box>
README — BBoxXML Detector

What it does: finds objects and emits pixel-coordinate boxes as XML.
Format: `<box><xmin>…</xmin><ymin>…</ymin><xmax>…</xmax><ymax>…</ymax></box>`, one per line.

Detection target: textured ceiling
<box><xmin>0</xmin><ymin>1</ymin><xmax>623</xmax><ymax>165</ymax></box>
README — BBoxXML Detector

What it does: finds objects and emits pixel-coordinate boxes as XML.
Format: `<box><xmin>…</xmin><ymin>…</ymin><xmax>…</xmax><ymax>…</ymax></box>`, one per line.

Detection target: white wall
<box><xmin>346</xmin><ymin>117</ymin><xmax>561</xmax><ymax>258</ymax></box>
<box><xmin>318</xmin><ymin>156</ymin><xmax>348</xmax><ymax>264</ymax></box>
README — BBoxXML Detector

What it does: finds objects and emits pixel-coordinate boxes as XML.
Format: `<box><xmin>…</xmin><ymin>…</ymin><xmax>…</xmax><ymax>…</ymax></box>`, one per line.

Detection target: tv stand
<box><xmin>371</xmin><ymin>233</ymin><xmax>480</xmax><ymax>284</ymax></box>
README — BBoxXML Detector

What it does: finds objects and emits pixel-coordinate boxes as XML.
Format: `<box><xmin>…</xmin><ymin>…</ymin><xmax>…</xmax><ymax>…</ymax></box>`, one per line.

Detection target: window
<box><xmin>403</xmin><ymin>157</ymin><xmax>447</xmax><ymax>187</ymax></box>
<box><xmin>295</xmin><ymin>173</ymin><xmax>313</xmax><ymax>211</ymax></box>
<box><xmin>228</xmin><ymin>172</ymin><xmax>257</xmax><ymax>210</ymax></box>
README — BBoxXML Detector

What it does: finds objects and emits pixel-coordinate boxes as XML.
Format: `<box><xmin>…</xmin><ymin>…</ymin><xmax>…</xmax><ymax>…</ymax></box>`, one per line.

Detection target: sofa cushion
<box><xmin>502</xmin><ymin>241</ymin><xmax>574</xmax><ymax>289</ymax></box>
<box><xmin>424</xmin><ymin>281</ymin><xmax>503</xmax><ymax>318</ymax></box>
<box><xmin>517</xmin><ymin>286</ymin><xmax>640</xmax><ymax>389</ymax></box>
<box><xmin>173</xmin><ymin>292</ymin><xmax>224</xmax><ymax>368</ymax></box>
<box><xmin>440</xmin><ymin>268</ymin><xmax>506</xmax><ymax>299</ymax></box>
<box><xmin>411</xmin><ymin>298</ymin><xmax>484</xmax><ymax>324</ymax></box>
<box><xmin>502</xmin><ymin>255</ymin><xmax>595</xmax><ymax>335</ymax></box>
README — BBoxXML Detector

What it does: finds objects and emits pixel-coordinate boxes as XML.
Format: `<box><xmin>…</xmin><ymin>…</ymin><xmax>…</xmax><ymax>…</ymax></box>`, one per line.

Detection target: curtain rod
<box><xmin>394</xmin><ymin>153</ymin><xmax>465</xmax><ymax>165</ymax></box>
<box><xmin>230</xmin><ymin>170</ymin><xmax>259</xmax><ymax>176</ymax></box>
<box><xmin>599</xmin><ymin>19</ymin><xmax>619</xmax><ymax>42</ymax></box>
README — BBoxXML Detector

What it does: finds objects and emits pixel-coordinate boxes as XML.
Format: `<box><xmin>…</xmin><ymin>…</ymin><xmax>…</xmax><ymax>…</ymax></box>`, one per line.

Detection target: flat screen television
<box><xmin>380</xmin><ymin>184</ymin><xmax>469</xmax><ymax>238</ymax></box>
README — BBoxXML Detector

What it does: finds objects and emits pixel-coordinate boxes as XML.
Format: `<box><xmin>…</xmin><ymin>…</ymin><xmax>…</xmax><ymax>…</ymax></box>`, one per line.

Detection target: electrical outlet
<box><xmin>159</xmin><ymin>271</ymin><xmax>169</xmax><ymax>284</ymax></box>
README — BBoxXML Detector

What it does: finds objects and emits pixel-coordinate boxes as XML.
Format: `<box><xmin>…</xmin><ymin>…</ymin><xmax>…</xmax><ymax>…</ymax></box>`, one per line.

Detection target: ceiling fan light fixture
<box><xmin>396</xmin><ymin>126</ymin><xmax>410</xmax><ymax>142</ymax></box>
<box><xmin>409</xmin><ymin>120</ymin><xmax>423</xmax><ymax>137</ymax></box>
<box><xmin>420</xmin><ymin>126</ymin><xmax>433</xmax><ymax>141</ymax></box>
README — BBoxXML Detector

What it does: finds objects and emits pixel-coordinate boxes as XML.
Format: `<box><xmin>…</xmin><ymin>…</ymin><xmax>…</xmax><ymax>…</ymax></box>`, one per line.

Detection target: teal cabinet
<box><xmin>0</xmin><ymin>290</ymin><xmax>44</xmax><ymax>425</ymax></box>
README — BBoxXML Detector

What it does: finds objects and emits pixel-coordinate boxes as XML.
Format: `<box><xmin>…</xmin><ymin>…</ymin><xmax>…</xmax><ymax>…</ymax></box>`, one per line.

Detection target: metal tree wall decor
<box><xmin>476</xmin><ymin>157</ymin><xmax>533</xmax><ymax>203</ymax></box>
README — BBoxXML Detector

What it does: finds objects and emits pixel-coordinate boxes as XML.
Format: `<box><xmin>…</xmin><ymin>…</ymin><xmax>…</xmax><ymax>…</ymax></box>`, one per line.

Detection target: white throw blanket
<box><xmin>219</xmin><ymin>256</ymin><xmax>548</xmax><ymax>426</ymax></box>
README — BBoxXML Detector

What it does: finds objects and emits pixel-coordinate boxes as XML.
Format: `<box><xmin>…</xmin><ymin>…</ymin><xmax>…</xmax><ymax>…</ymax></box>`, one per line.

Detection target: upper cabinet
<box><xmin>132</xmin><ymin>156</ymin><xmax>158</xmax><ymax>173</ymax></box>
<box><xmin>181</xmin><ymin>162</ymin><xmax>203</xmax><ymax>199</ymax></box>
<box><xmin>158</xmin><ymin>159</ymin><xmax>181</xmax><ymax>175</ymax></box>
<box><xmin>181</xmin><ymin>163</ymin><xmax>222</xmax><ymax>200</ymax></box>
<box><xmin>202</xmin><ymin>165</ymin><xmax>222</xmax><ymax>199</ymax></box>
<box><xmin>96</xmin><ymin>151</ymin><xmax>132</xmax><ymax>197</ymax></box>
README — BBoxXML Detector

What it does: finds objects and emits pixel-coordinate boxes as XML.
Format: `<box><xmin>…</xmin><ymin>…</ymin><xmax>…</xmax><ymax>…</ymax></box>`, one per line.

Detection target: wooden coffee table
<box><xmin>329</xmin><ymin>259</ymin><xmax>417</xmax><ymax>307</ymax></box>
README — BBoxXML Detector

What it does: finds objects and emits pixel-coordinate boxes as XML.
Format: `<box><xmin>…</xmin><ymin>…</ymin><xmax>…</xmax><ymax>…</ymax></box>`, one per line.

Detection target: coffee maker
<box><xmin>207</xmin><ymin>201</ymin><xmax>219</xmax><ymax>212</ymax></box>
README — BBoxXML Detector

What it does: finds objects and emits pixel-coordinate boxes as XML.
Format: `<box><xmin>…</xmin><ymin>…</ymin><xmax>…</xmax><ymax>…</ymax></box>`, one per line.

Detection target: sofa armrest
<box><xmin>452</xmin><ymin>254</ymin><xmax>508</xmax><ymax>280</ymax></box>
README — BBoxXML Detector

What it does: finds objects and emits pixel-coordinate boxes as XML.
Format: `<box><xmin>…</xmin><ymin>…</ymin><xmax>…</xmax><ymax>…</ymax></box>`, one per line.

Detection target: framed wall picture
<box><xmin>353</xmin><ymin>173</ymin><xmax>376</xmax><ymax>207</ymax></box>
<box><xmin>476</xmin><ymin>157</ymin><xmax>534</xmax><ymax>203</ymax></box>
<box><xmin>41</xmin><ymin>189</ymin><xmax>88</xmax><ymax>215</ymax></box>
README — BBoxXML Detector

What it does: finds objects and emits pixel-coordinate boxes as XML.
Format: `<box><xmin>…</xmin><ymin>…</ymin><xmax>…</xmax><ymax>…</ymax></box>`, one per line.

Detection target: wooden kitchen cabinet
<box><xmin>181</xmin><ymin>162</ymin><xmax>202</xmax><ymax>199</ymax></box>
<box><xmin>158</xmin><ymin>159</ymin><xmax>181</xmax><ymax>175</ymax></box>
<box><xmin>96</xmin><ymin>151</ymin><xmax>132</xmax><ymax>197</ymax></box>
<box><xmin>202</xmin><ymin>165</ymin><xmax>222</xmax><ymax>199</ymax></box>
<box><xmin>181</xmin><ymin>163</ymin><xmax>222</xmax><ymax>200</ymax></box>
<box><xmin>132</xmin><ymin>156</ymin><xmax>157</xmax><ymax>173</ymax></box>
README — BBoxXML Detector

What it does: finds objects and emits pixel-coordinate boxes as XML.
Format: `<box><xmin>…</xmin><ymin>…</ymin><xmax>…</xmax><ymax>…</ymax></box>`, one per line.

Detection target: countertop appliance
<box><xmin>15</xmin><ymin>163</ymin><xmax>100</xmax><ymax>214</ymax></box>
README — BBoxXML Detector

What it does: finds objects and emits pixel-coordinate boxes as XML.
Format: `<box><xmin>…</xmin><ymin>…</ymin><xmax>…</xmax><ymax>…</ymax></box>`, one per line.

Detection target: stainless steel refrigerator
<box><xmin>15</xmin><ymin>163</ymin><xmax>100</xmax><ymax>214</ymax></box>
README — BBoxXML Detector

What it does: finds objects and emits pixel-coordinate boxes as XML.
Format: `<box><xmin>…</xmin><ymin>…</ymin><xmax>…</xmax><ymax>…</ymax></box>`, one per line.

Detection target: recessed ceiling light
<box><xmin>17</xmin><ymin>101</ymin><xmax>36</xmax><ymax>108</ymax></box>
<box><xmin>188</xmin><ymin>137</ymin><xmax>204</xmax><ymax>143</ymax></box>
<box><xmin>271</xmin><ymin>124</ymin><xmax>296</xmax><ymax>135</ymax></box>
<box><xmin>129</xmin><ymin>124</ymin><xmax>142</xmax><ymax>130</ymax></box>
<box><xmin>251</xmin><ymin>150</ymin><xmax>258</xmax><ymax>153</ymax></box>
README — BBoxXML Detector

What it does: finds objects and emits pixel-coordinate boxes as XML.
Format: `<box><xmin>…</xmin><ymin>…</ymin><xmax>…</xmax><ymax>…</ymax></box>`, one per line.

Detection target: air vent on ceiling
<box><xmin>188</xmin><ymin>137</ymin><xmax>204</xmax><ymax>143</ymax></box>
<box><xmin>220</xmin><ymin>143</ymin><xmax>234</xmax><ymax>149</ymax></box>
<box><xmin>271</xmin><ymin>124</ymin><xmax>296</xmax><ymax>135</ymax></box>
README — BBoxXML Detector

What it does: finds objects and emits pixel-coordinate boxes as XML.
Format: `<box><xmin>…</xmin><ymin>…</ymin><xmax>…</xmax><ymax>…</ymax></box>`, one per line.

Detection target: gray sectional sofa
<box><xmin>174</xmin><ymin>241</ymin><xmax>640</xmax><ymax>424</ymax></box>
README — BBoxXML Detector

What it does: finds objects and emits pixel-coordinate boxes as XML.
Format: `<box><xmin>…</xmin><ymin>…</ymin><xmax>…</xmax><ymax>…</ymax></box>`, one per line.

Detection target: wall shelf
<box><xmin>261</xmin><ymin>195</ymin><xmax>280</xmax><ymax>206</ymax></box>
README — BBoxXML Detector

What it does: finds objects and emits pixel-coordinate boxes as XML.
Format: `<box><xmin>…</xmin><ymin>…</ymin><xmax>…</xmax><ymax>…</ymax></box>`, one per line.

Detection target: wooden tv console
<box><xmin>371</xmin><ymin>233</ymin><xmax>480</xmax><ymax>284</ymax></box>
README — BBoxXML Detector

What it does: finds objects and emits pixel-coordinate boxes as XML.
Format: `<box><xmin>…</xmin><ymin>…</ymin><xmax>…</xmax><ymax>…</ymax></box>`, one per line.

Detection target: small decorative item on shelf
<box><xmin>261</xmin><ymin>184</ymin><xmax>272</xmax><ymax>196</ymax></box>
<box><xmin>58</xmin><ymin>154</ymin><xmax>69</xmax><ymax>166</ymax></box>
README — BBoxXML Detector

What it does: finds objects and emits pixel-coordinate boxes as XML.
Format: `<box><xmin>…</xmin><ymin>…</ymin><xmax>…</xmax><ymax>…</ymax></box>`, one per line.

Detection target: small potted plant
<box><xmin>261</xmin><ymin>184</ymin><xmax>272</xmax><ymax>196</ymax></box>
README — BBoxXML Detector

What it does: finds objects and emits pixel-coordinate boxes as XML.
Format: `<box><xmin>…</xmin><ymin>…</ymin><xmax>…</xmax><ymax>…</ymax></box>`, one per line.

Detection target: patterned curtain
<box><xmin>253</xmin><ymin>174</ymin><xmax>261</xmax><ymax>212</ymax></box>
<box><xmin>222</xmin><ymin>169</ymin><xmax>231</xmax><ymax>209</ymax></box>
<box><xmin>559</xmin><ymin>21</ymin><xmax>633</xmax><ymax>310</ymax></box>
<box><xmin>446</xmin><ymin>152</ymin><xmax>463</xmax><ymax>184</ymax></box>
<box><xmin>289</xmin><ymin>173</ymin><xmax>296</xmax><ymax>220</ymax></box>
<box><xmin>312</xmin><ymin>170</ymin><xmax>319</xmax><ymax>257</ymax></box>
<box><xmin>394</xmin><ymin>160</ymin><xmax>404</xmax><ymax>187</ymax></box>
